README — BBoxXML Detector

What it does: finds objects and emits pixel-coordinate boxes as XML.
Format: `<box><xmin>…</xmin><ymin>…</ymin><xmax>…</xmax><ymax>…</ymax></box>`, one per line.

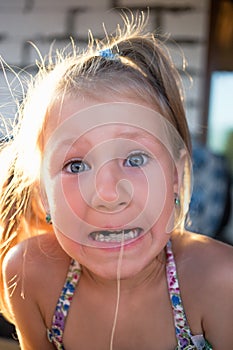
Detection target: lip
<box><xmin>88</xmin><ymin>227</ymin><xmax>144</xmax><ymax>249</ymax></box>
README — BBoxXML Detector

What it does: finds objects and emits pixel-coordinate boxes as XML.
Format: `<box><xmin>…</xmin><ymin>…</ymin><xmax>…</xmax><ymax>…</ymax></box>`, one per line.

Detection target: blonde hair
<box><xmin>0</xmin><ymin>13</ymin><xmax>192</xmax><ymax>320</ymax></box>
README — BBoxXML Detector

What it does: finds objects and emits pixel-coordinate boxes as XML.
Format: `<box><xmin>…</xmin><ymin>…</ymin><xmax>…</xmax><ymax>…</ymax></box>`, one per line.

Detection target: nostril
<box><xmin>95</xmin><ymin>199</ymin><xmax>128</xmax><ymax>213</ymax></box>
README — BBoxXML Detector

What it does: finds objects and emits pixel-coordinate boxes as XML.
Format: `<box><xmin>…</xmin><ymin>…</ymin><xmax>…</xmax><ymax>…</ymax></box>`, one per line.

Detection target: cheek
<box><xmin>61</xmin><ymin>176</ymin><xmax>87</xmax><ymax>217</ymax></box>
<box><xmin>45</xmin><ymin>175</ymin><xmax>92</xmax><ymax>245</ymax></box>
<box><xmin>145</xmin><ymin>159</ymin><xmax>176</xmax><ymax>229</ymax></box>
<box><xmin>144</xmin><ymin>160</ymin><xmax>173</xmax><ymax>211</ymax></box>
<box><xmin>156</xmin><ymin>162</ymin><xmax>177</xmax><ymax>232</ymax></box>
<box><xmin>47</xmin><ymin>174</ymin><xmax>90</xmax><ymax>222</ymax></box>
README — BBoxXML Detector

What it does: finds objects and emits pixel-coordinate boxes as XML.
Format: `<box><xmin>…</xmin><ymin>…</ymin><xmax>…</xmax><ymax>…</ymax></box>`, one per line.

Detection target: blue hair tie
<box><xmin>98</xmin><ymin>48</ymin><xmax>119</xmax><ymax>60</ymax></box>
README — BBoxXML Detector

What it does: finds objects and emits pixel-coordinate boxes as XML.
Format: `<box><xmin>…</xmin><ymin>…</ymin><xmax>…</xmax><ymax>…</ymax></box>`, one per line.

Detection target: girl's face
<box><xmin>41</xmin><ymin>95</ymin><xmax>185</xmax><ymax>280</ymax></box>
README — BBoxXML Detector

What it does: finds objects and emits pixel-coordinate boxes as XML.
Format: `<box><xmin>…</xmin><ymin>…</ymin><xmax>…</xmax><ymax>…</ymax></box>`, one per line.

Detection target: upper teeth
<box><xmin>91</xmin><ymin>228</ymin><xmax>141</xmax><ymax>243</ymax></box>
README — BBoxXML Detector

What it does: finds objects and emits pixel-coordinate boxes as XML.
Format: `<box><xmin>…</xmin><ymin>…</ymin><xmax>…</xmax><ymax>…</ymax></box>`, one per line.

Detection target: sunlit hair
<box><xmin>0</xmin><ymin>12</ymin><xmax>192</xmax><ymax>320</ymax></box>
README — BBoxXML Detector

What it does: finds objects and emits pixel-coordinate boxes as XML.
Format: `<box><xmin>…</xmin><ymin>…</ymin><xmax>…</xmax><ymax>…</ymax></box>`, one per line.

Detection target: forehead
<box><xmin>46</xmin><ymin>96</ymin><xmax>170</xmax><ymax>141</ymax></box>
<box><xmin>43</xmin><ymin>97</ymin><xmax>182</xmax><ymax>163</ymax></box>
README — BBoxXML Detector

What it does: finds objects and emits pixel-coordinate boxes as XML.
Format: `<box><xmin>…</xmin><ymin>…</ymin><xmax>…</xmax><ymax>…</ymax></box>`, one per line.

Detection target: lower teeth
<box><xmin>93</xmin><ymin>229</ymin><xmax>140</xmax><ymax>243</ymax></box>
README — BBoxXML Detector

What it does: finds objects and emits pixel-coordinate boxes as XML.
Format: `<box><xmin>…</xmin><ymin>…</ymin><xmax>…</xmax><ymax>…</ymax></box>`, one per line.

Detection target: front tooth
<box><xmin>94</xmin><ymin>233</ymin><xmax>99</xmax><ymax>241</ymax></box>
<box><xmin>129</xmin><ymin>230</ymin><xmax>135</xmax><ymax>239</ymax></box>
<box><xmin>123</xmin><ymin>233</ymin><xmax>129</xmax><ymax>240</ymax></box>
<box><xmin>98</xmin><ymin>233</ymin><xmax>105</xmax><ymax>242</ymax></box>
<box><xmin>116</xmin><ymin>234</ymin><xmax>124</xmax><ymax>242</ymax></box>
<box><xmin>109</xmin><ymin>234</ymin><xmax>117</xmax><ymax>242</ymax></box>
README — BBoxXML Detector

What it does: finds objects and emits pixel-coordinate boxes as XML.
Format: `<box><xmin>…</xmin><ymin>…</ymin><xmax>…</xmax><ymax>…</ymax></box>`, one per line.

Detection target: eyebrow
<box><xmin>51</xmin><ymin>129</ymin><xmax>158</xmax><ymax>153</ymax></box>
<box><xmin>116</xmin><ymin>130</ymin><xmax>155</xmax><ymax>140</ymax></box>
<box><xmin>117</xmin><ymin>131</ymin><xmax>163</xmax><ymax>148</ymax></box>
<box><xmin>56</xmin><ymin>130</ymin><xmax>153</xmax><ymax>143</ymax></box>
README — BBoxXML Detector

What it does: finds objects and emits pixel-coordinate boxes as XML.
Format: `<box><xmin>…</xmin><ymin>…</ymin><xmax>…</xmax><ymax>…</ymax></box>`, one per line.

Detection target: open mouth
<box><xmin>89</xmin><ymin>228</ymin><xmax>143</xmax><ymax>243</ymax></box>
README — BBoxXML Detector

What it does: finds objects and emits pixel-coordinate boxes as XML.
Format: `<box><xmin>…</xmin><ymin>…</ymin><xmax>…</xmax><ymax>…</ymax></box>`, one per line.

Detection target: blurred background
<box><xmin>0</xmin><ymin>0</ymin><xmax>232</xmax><ymax>346</ymax></box>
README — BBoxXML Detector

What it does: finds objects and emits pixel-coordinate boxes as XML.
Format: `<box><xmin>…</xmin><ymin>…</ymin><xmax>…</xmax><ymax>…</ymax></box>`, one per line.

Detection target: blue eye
<box><xmin>124</xmin><ymin>152</ymin><xmax>150</xmax><ymax>167</ymax></box>
<box><xmin>63</xmin><ymin>159</ymin><xmax>90</xmax><ymax>173</ymax></box>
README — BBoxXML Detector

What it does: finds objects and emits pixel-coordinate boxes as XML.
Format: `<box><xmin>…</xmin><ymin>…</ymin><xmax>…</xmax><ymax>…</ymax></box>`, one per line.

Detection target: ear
<box><xmin>173</xmin><ymin>148</ymin><xmax>188</xmax><ymax>194</ymax></box>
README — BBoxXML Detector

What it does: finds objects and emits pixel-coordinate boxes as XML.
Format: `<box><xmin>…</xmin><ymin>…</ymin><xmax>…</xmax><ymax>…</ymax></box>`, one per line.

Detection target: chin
<box><xmin>82</xmin><ymin>259</ymin><xmax>148</xmax><ymax>281</ymax></box>
<box><xmin>56</xmin><ymin>227</ymin><xmax>168</xmax><ymax>281</ymax></box>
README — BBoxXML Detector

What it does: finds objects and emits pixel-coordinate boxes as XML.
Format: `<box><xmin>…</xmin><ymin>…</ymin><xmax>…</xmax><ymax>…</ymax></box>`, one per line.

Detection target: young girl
<box><xmin>0</xmin><ymin>14</ymin><xmax>232</xmax><ymax>350</ymax></box>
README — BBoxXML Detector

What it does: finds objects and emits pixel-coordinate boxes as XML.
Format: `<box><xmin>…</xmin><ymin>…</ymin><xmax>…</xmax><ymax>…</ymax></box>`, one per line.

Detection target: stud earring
<box><xmin>174</xmin><ymin>193</ymin><xmax>180</xmax><ymax>207</ymax></box>
<box><xmin>46</xmin><ymin>213</ymin><xmax>52</xmax><ymax>224</ymax></box>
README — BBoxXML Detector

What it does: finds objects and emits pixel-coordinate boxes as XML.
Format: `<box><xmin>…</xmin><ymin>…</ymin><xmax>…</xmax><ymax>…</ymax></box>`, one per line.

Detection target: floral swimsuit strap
<box><xmin>166</xmin><ymin>240</ymin><xmax>212</xmax><ymax>350</ymax></box>
<box><xmin>47</xmin><ymin>259</ymin><xmax>81</xmax><ymax>350</ymax></box>
<box><xmin>47</xmin><ymin>242</ymin><xmax>212</xmax><ymax>350</ymax></box>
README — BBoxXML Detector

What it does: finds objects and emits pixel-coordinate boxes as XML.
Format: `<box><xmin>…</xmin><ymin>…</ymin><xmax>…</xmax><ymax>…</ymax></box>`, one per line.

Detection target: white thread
<box><xmin>109</xmin><ymin>231</ymin><xmax>125</xmax><ymax>350</ymax></box>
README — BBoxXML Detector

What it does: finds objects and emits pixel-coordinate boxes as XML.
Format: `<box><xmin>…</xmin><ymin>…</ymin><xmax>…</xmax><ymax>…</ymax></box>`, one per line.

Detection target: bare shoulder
<box><xmin>2</xmin><ymin>233</ymin><xmax>70</xmax><ymax>317</ymax></box>
<box><xmin>3</xmin><ymin>233</ymin><xmax>69</xmax><ymax>284</ymax></box>
<box><xmin>173</xmin><ymin>230</ymin><xmax>233</xmax><ymax>277</ymax></box>
<box><xmin>172</xmin><ymin>230</ymin><xmax>233</xmax><ymax>295</ymax></box>
<box><xmin>172</xmin><ymin>231</ymin><xmax>233</xmax><ymax>348</ymax></box>
<box><xmin>2</xmin><ymin>234</ymin><xmax>69</xmax><ymax>312</ymax></box>
<box><xmin>3</xmin><ymin>233</ymin><xmax>70</xmax><ymax>297</ymax></box>
<box><xmin>173</xmin><ymin>231</ymin><xmax>233</xmax><ymax>265</ymax></box>
<box><xmin>2</xmin><ymin>234</ymin><xmax>70</xmax><ymax>349</ymax></box>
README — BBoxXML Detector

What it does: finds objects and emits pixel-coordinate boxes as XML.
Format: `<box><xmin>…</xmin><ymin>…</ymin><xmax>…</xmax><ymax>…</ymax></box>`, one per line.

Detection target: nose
<box><xmin>91</xmin><ymin>161</ymin><xmax>132</xmax><ymax>212</ymax></box>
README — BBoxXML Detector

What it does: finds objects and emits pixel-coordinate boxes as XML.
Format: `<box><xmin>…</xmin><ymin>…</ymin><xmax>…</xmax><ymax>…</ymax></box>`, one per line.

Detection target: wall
<box><xmin>0</xmin><ymin>0</ymin><xmax>210</xmax><ymax>137</ymax></box>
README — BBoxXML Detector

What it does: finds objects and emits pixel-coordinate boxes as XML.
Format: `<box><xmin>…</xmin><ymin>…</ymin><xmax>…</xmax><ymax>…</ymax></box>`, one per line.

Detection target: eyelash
<box><xmin>123</xmin><ymin>151</ymin><xmax>151</xmax><ymax>167</ymax></box>
<box><xmin>63</xmin><ymin>159</ymin><xmax>91</xmax><ymax>174</ymax></box>
<box><xmin>63</xmin><ymin>151</ymin><xmax>151</xmax><ymax>174</ymax></box>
